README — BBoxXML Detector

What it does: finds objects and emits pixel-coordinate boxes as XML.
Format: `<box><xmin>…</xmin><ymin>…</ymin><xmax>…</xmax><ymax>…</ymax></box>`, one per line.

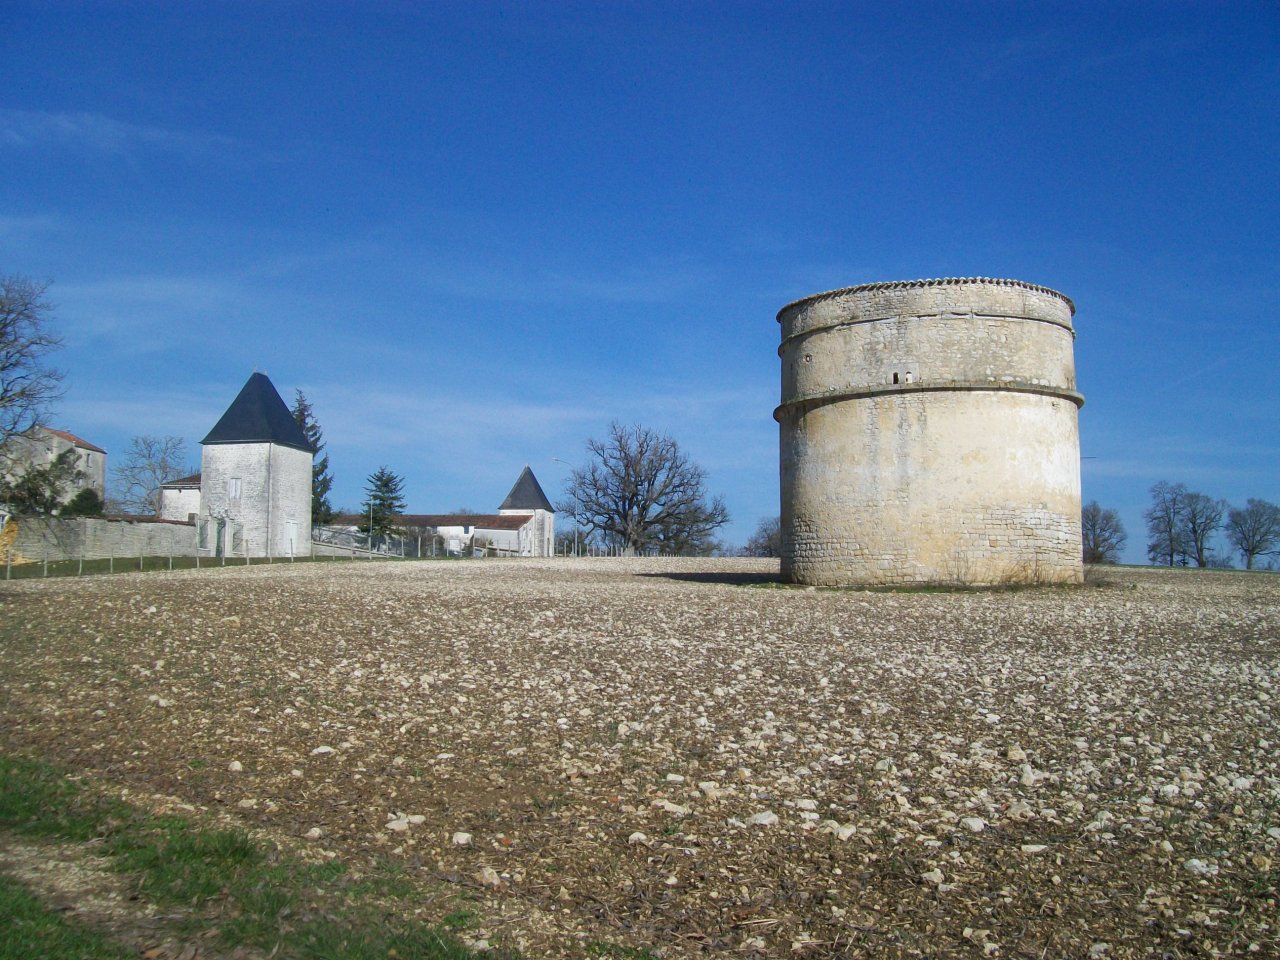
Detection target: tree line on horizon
<box><xmin>1139</xmin><ymin>482</ymin><xmax>1279</xmax><ymax>571</ymax></box>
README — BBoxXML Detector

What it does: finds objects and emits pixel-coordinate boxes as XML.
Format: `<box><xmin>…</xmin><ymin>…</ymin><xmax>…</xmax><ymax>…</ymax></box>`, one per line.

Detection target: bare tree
<box><xmin>0</xmin><ymin>275</ymin><xmax>64</xmax><ymax>451</ymax></box>
<box><xmin>1081</xmin><ymin>501</ymin><xmax>1127</xmax><ymax>564</ymax></box>
<box><xmin>111</xmin><ymin>435</ymin><xmax>190</xmax><ymax>514</ymax></box>
<box><xmin>744</xmin><ymin>515</ymin><xmax>782</xmax><ymax>557</ymax></box>
<box><xmin>1144</xmin><ymin>481</ymin><xmax>1187</xmax><ymax>566</ymax></box>
<box><xmin>1226</xmin><ymin>499</ymin><xmax>1280</xmax><ymax>570</ymax></box>
<box><xmin>1179</xmin><ymin>491</ymin><xmax>1228</xmax><ymax>568</ymax></box>
<box><xmin>559</xmin><ymin>422</ymin><xmax>729</xmax><ymax>555</ymax></box>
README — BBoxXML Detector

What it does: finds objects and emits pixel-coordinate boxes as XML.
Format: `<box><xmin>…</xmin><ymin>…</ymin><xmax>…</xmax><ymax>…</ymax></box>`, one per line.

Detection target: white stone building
<box><xmin>156</xmin><ymin>473</ymin><xmax>202</xmax><ymax>522</ymax></box>
<box><xmin>196</xmin><ymin>372</ymin><xmax>313</xmax><ymax>558</ymax></box>
<box><xmin>497</xmin><ymin>465</ymin><xmax>556</xmax><ymax>556</ymax></box>
<box><xmin>0</xmin><ymin>426</ymin><xmax>107</xmax><ymax>509</ymax></box>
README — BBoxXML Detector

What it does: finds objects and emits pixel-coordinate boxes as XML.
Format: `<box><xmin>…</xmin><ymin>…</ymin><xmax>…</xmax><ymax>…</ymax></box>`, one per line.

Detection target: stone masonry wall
<box><xmin>777</xmin><ymin>278</ymin><xmax>1084</xmax><ymax>586</ymax></box>
<box><xmin>7</xmin><ymin>516</ymin><xmax>196</xmax><ymax>563</ymax></box>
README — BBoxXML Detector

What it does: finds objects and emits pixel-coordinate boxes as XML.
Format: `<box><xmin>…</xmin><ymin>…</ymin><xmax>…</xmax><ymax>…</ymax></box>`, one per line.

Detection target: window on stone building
<box><xmin>229</xmin><ymin>477</ymin><xmax>242</xmax><ymax>500</ymax></box>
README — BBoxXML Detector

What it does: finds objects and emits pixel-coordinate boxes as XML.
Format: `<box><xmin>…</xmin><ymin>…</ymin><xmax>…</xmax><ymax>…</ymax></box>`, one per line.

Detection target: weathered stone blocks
<box><xmin>776</xmin><ymin>278</ymin><xmax>1084</xmax><ymax>586</ymax></box>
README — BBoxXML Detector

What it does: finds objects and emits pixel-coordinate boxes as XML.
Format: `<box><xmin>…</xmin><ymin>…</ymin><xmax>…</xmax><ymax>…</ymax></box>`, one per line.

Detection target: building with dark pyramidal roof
<box><xmin>499</xmin><ymin>465</ymin><xmax>555</xmax><ymax>513</ymax></box>
<box><xmin>497</xmin><ymin>465</ymin><xmax>555</xmax><ymax>556</ymax></box>
<box><xmin>196</xmin><ymin>372</ymin><xmax>313</xmax><ymax>559</ymax></box>
<box><xmin>202</xmin><ymin>371</ymin><xmax>312</xmax><ymax>452</ymax></box>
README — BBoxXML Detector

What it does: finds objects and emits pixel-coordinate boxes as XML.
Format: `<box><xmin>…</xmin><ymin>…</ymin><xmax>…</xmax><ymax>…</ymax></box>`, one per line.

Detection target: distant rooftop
<box><xmin>42</xmin><ymin>427</ymin><xmax>106</xmax><ymax>454</ymax></box>
<box><xmin>202</xmin><ymin>372</ymin><xmax>312</xmax><ymax>452</ymax></box>
<box><xmin>160</xmin><ymin>472</ymin><xmax>202</xmax><ymax>489</ymax></box>
<box><xmin>330</xmin><ymin>513</ymin><xmax>531</xmax><ymax>531</ymax></box>
<box><xmin>499</xmin><ymin>466</ymin><xmax>555</xmax><ymax>512</ymax></box>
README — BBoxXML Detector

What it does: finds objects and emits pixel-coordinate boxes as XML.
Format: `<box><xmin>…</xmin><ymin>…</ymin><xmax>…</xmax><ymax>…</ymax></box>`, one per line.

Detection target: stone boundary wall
<box><xmin>4</xmin><ymin>516</ymin><xmax>197</xmax><ymax>563</ymax></box>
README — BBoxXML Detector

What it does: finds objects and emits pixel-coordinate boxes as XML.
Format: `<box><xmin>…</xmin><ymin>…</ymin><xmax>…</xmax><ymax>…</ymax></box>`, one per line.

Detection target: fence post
<box><xmin>78</xmin><ymin>555</ymin><xmax>83</xmax><ymax>577</ymax></box>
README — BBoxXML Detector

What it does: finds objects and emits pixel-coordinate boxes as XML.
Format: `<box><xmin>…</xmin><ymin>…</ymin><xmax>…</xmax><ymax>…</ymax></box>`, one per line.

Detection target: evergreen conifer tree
<box><xmin>291</xmin><ymin>390</ymin><xmax>335</xmax><ymax>524</ymax></box>
<box><xmin>360</xmin><ymin>465</ymin><xmax>406</xmax><ymax>541</ymax></box>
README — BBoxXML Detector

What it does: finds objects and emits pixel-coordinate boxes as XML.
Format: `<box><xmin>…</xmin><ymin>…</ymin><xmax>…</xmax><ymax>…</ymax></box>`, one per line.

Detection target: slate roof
<box><xmin>499</xmin><ymin>466</ymin><xmax>554</xmax><ymax>512</ymax></box>
<box><xmin>202</xmin><ymin>372</ymin><xmax>313</xmax><ymax>452</ymax></box>
<box><xmin>42</xmin><ymin>427</ymin><xmax>107</xmax><ymax>454</ymax></box>
<box><xmin>401</xmin><ymin>514</ymin><xmax>531</xmax><ymax>531</ymax></box>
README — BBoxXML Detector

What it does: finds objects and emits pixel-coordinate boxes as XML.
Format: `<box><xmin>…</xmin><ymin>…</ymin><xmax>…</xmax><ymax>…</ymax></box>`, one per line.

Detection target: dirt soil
<box><xmin>1</xmin><ymin>558</ymin><xmax>1277</xmax><ymax>958</ymax></box>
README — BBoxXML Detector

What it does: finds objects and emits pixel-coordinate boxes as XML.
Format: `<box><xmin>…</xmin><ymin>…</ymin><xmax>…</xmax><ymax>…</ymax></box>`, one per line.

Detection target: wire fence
<box><xmin>2</xmin><ymin>515</ymin><xmax>676</xmax><ymax>581</ymax></box>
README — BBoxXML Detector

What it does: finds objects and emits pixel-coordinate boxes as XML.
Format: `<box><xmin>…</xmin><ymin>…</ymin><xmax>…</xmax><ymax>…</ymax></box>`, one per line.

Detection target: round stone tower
<box><xmin>776</xmin><ymin>277</ymin><xmax>1084</xmax><ymax>586</ymax></box>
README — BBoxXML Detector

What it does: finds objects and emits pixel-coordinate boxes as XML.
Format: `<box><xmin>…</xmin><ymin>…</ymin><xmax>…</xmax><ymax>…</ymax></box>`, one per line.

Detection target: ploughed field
<box><xmin>2</xmin><ymin>559</ymin><xmax>1277</xmax><ymax>958</ymax></box>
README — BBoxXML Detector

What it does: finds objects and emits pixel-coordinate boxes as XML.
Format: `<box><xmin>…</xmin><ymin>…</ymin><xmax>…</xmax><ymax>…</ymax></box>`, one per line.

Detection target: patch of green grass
<box><xmin>109</xmin><ymin>815</ymin><xmax>266</xmax><ymax>903</ymax></box>
<box><xmin>0</xmin><ymin>874</ymin><xmax>135</xmax><ymax>960</ymax></box>
<box><xmin>441</xmin><ymin>908</ymin><xmax>477</xmax><ymax>929</ymax></box>
<box><xmin>0</xmin><ymin>755</ymin><xmax>131</xmax><ymax>843</ymax></box>
<box><xmin>0</xmin><ymin>754</ymin><xmax>512</xmax><ymax>959</ymax></box>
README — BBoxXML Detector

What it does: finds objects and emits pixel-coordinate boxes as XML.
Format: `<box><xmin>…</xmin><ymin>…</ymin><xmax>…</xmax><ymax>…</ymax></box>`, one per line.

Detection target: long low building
<box><xmin>327</xmin><ymin>466</ymin><xmax>557</xmax><ymax>557</ymax></box>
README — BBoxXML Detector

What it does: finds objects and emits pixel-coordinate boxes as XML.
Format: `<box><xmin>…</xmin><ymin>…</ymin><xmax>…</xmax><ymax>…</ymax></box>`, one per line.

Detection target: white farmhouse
<box><xmin>197</xmin><ymin>372</ymin><xmax>313</xmax><ymax>558</ymax></box>
<box><xmin>0</xmin><ymin>426</ymin><xmax>107</xmax><ymax>507</ymax></box>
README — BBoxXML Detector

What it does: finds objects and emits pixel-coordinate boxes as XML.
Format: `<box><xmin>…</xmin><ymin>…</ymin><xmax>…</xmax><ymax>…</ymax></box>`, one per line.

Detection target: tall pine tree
<box><xmin>291</xmin><ymin>390</ymin><xmax>335</xmax><ymax>524</ymax></box>
<box><xmin>360</xmin><ymin>465</ymin><xmax>407</xmax><ymax>540</ymax></box>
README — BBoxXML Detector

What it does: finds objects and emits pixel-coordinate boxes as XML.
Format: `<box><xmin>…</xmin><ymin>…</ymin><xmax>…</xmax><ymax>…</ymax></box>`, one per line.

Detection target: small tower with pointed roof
<box><xmin>497</xmin><ymin>465</ymin><xmax>555</xmax><ymax>557</ymax></box>
<box><xmin>199</xmin><ymin>372</ymin><xmax>313</xmax><ymax>558</ymax></box>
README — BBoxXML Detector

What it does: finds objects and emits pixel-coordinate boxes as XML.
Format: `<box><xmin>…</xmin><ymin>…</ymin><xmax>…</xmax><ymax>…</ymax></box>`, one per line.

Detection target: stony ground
<box><xmin>1</xmin><ymin>558</ymin><xmax>1277</xmax><ymax>958</ymax></box>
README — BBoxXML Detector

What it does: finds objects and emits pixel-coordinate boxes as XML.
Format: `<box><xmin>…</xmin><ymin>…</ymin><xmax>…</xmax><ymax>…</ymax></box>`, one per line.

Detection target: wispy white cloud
<box><xmin>0</xmin><ymin>213</ymin><xmax>61</xmax><ymax>240</ymax></box>
<box><xmin>58</xmin><ymin>390</ymin><xmax>224</xmax><ymax>454</ymax></box>
<box><xmin>299</xmin><ymin>376</ymin><xmax>776</xmax><ymax>519</ymax></box>
<box><xmin>53</xmin><ymin>273</ymin><xmax>248</xmax><ymax>351</ymax></box>
<box><xmin>0</xmin><ymin>108</ymin><xmax>236</xmax><ymax>157</ymax></box>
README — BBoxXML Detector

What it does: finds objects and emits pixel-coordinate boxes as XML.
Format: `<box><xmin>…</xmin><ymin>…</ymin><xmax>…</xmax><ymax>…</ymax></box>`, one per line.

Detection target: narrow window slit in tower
<box><xmin>892</xmin><ymin>372</ymin><xmax>900</xmax><ymax>384</ymax></box>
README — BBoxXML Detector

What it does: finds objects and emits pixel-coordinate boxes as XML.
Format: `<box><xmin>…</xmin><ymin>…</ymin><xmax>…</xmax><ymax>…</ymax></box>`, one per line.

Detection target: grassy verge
<box><xmin>0</xmin><ymin>873</ymin><xmax>135</xmax><ymax>960</ymax></box>
<box><xmin>0</xmin><ymin>553</ymin><xmax>404</xmax><ymax>580</ymax></box>
<box><xmin>0</xmin><ymin>754</ymin><xmax>509</xmax><ymax>958</ymax></box>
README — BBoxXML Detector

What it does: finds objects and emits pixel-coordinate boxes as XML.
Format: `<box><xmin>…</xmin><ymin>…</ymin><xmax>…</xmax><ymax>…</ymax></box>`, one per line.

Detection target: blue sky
<box><xmin>1</xmin><ymin>2</ymin><xmax>1276</xmax><ymax>560</ymax></box>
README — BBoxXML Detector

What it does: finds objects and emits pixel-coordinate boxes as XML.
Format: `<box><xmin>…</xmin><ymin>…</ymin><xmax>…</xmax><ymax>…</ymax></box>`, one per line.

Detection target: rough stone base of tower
<box><xmin>781</xmin><ymin>392</ymin><xmax>1083</xmax><ymax>586</ymax></box>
